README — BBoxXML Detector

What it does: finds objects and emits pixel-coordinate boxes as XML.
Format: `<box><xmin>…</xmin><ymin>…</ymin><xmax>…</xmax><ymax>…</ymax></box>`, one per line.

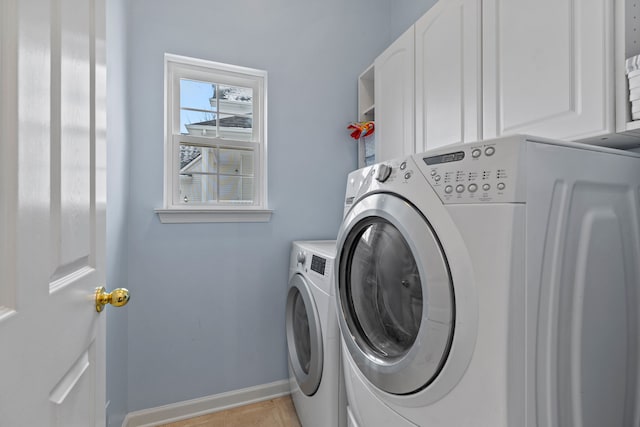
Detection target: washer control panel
<box><xmin>416</xmin><ymin>140</ymin><xmax>524</xmax><ymax>204</ymax></box>
<box><xmin>310</xmin><ymin>255</ymin><xmax>327</xmax><ymax>276</ymax></box>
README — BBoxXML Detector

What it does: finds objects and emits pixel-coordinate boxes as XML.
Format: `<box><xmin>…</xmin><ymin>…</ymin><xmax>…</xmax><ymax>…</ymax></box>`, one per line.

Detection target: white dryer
<box><xmin>334</xmin><ymin>135</ymin><xmax>640</xmax><ymax>427</ymax></box>
<box><xmin>286</xmin><ymin>240</ymin><xmax>346</xmax><ymax>427</ymax></box>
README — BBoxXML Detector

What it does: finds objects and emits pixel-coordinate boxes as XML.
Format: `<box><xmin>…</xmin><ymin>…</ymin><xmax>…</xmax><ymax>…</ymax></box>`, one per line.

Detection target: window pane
<box><xmin>219</xmin><ymin>176</ymin><xmax>254</xmax><ymax>202</ymax></box>
<box><xmin>180</xmin><ymin>145</ymin><xmax>217</xmax><ymax>204</ymax></box>
<box><xmin>217</xmin><ymin>85</ymin><xmax>253</xmax><ymax>114</ymax></box>
<box><xmin>219</xmin><ymin>146</ymin><xmax>254</xmax><ymax>202</ymax></box>
<box><xmin>241</xmin><ymin>177</ymin><xmax>254</xmax><ymax>201</ymax></box>
<box><xmin>180</xmin><ymin>79</ymin><xmax>217</xmax><ymax>135</ymax></box>
<box><xmin>180</xmin><ymin>145</ymin><xmax>217</xmax><ymax>173</ymax></box>
<box><xmin>180</xmin><ymin>81</ymin><xmax>254</xmax><ymax>139</ymax></box>
<box><xmin>216</xmin><ymin>85</ymin><xmax>253</xmax><ymax>140</ymax></box>
<box><xmin>180</xmin><ymin>79</ymin><xmax>216</xmax><ymax>112</ymax></box>
<box><xmin>180</xmin><ymin>174</ymin><xmax>217</xmax><ymax>204</ymax></box>
<box><xmin>217</xmin><ymin>115</ymin><xmax>253</xmax><ymax>141</ymax></box>
<box><xmin>219</xmin><ymin>148</ymin><xmax>254</xmax><ymax>176</ymax></box>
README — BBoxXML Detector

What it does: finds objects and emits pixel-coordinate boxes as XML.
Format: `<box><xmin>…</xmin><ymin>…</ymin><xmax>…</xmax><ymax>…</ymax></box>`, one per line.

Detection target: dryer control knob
<box><xmin>297</xmin><ymin>251</ymin><xmax>306</xmax><ymax>264</ymax></box>
<box><xmin>375</xmin><ymin>164</ymin><xmax>392</xmax><ymax>183</ymax></box>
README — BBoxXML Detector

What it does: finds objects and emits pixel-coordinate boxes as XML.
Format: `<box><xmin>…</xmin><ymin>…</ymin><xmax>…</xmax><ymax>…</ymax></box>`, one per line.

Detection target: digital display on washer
<box><xmin>311</xmin><ymin>255</ymin><xmax>326</xmax><ymax>275</ymax></box>
<box><xmin>423</xmin><ymin>151</ymin><xmax>465</xmax><ymax>165</ymax></box>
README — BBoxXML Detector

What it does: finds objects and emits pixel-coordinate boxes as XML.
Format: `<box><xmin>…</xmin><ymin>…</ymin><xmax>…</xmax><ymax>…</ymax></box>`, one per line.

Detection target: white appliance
<box><xmin>334</xmin><ymin>135</ymin><xmax>640</xmax><ymax>427</ymax></box>
<box><xmin>286</xmin><ymin>240</ymin><xmax>347</xmax><ymax>427</ymax></box>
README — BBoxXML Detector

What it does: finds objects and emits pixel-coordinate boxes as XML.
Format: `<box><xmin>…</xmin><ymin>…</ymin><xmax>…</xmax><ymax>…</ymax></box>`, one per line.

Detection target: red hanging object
<box><xmin>347</xmin><ymin>121</ymin><xmax>375</xmax><ymax>140</ymax></box>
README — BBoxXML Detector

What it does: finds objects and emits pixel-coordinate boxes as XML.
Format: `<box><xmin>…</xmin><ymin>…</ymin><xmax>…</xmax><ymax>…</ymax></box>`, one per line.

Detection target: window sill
<box><xmin>155</xmin><ymin>208</ymin><xmax>273</xmax><ymax>223</ymax></box>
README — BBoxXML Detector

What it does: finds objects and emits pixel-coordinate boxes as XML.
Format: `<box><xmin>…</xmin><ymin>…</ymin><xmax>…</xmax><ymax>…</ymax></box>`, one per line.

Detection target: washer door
<box><xmin>286</xmin><ymin>273</ymin><xmax>323</xmax><ymax>396</ymax></box>
<box><xmin>336</xmin><ymin>193</ymin><xmax>454</xmax><ymax>395</ymax></box>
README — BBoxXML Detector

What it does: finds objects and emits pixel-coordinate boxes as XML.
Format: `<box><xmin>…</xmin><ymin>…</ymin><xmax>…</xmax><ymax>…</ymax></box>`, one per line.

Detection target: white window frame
<box><xmin>156</xmin><ymin>53</ymin><xmax>271</xmax><ymax>223</ymax></box>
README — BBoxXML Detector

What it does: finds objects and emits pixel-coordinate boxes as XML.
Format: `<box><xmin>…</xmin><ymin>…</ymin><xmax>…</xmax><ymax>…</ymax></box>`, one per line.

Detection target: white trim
<box><xmin>0</xmin><ymin>0</ymin><xmax>17</xmax><ymax>315</ymax></box>
<box><xmin>175</xmin><ymin>134</ymin><xmax>256</xmax><ymax>149</ymax></box>
<box><xmin>155</xmin><ymin>208</ymin><xmax>273</xmax><ymax>223</ymax></box>
<box><xmin>184</xmin><ymin>124</ymin><xmax>252</xmax><ymax>139</ymax></box>
<box><xmin>165</xmin><ymin>53</ymin><xmax>267</xmax><ymax>79</ymax></box>
<box><xmin>122</xmin><ymin>380</ymin><xmax>290</xmax><ymax>427</ymax></box>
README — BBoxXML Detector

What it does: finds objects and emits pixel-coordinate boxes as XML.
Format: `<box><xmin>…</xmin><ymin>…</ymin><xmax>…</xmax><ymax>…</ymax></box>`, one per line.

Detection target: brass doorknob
<box><xmin>95</xmin><ymin>286</ymin><xmax>130</xmax><ymax>313</ymax></box>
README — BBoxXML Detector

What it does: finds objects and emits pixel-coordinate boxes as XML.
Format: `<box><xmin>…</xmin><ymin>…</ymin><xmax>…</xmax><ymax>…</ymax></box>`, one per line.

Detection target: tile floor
<box><xmin>158</xmin><ymin>396</ymin><xmax>301</xmax><ymax>427</ymax></box>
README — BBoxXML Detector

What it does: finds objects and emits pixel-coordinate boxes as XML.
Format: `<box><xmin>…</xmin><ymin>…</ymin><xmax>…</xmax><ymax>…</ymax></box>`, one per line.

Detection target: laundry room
<box><xmin>107</xmin><ymin>1</ymin><xmax>430</xmax><ymax>426</ymax></box>
<box><xmin>1</xmin><ymin>0</ymin><xmax>640</xmax><ymax>426</ymax></box>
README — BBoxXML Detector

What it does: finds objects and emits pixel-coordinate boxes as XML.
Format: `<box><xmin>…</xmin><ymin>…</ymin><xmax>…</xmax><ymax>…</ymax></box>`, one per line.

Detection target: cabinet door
<box><xmin>375</xmin><ymin>26</ymin><xmax>415</xmax><ymax>162</ymax></box>
<box><xmin>415</xmin><ymin>0</ymin><xmax>481</xmax><ymax>152</ymax></box>
<box><xmin>483</xmin><ymin>0</ymin><xmax>614</xmax><ymax>141</ymax></box>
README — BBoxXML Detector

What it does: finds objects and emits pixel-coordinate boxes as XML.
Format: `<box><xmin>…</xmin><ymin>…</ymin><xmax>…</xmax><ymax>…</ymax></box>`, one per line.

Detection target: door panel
<box><xmin>415</xmin><ymin>0</ymin><xmax>481</xmax><ymax>151</ymax></box>
<box><xmin>49</xmin><ymin>346</ymin><xmax>96</xmax><ymax>427</ymax></box>
<box><xmin>0</xmin><ymin>0</ymin><xmax>107</xmax><ymax>425</ymax></box>
<box><xmin>536</xmin><ymin>182</ymin><xmax>640</xmax><ymax>426</ymax></box>
<box><xmin>483</xmin><ymin>0</ymin><xmax>613</xmax><ymax>140</ymax></box>
<box><xmin>374</xmin><ymin>26</ymin><xmax>415</xmax><ymax>162</ymax></box>
<box><xmin>51</xmin><ymin>0</ymin><xmax>93</xmax><ymax>286</ymax></box>
<box><xmin>57</xmin><ymin>0</ymin><xmax>93</xmax><ymax>275</ymax></box>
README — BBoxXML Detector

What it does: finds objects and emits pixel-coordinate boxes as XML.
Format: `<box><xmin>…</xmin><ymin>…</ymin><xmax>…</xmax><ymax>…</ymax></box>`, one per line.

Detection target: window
<box><xmin>156</xmin><ymin>54</ymin><xmax>271</xmax><ymax>223</ymax></box>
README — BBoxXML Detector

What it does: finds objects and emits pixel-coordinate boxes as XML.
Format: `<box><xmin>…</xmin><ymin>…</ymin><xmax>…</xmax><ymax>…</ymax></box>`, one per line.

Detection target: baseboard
<box><xmin>122</xmin><ymin>379</ymin><xmax>290</xmax><ymax>427</ymax></box>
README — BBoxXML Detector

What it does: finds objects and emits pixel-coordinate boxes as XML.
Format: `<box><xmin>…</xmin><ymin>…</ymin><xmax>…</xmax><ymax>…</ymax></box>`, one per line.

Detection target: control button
<box><xmin>482</xmin><ymin>183</ymin><xmax>491</xmax><ymax>191</ymax></box>
<box><xmin>404</xmin><ymin>172</ymin><xmax>412</xmax><ymax>180</ymax></box>
<box><xmin>375</xmin><ymin>164</ymin><xmax>392</xmax><ymax>182</ymax></box>
<box><xmin>444</xmin><ymin>185</ymin><xmax>453</xmax><ymax>194</ymax></box>
<box><xmin>430</xmin><ymin>170</ymin><xmax>437</xmax><ymax>176</ymax></box>
<box><xmin>497</xmin><ymin>182</ymin><xmax>506</xmax><ymax>191</ymax></box>
<box><xmin>468</xmin><ymin>183</ymin><xmax>478</xmax><ymax>193</ymax></box>
<box><xmin>485</xmin><ymin>146</ymin><xmax>496</xmax><ymax>156</ymax></box>
<box><xmin>297</xmin><ymin>251</ymin><xmax>306</xmax><ymax>264</ymax></box>
<box><xmin>456</xmin><ymin>184</ymin><xmax>465</xmax><ymax>193</ymax></box>
<box><xmin>400</xmin><ymin>162</ymin><xmax>407</xmax><ymax>170</ymax></box>
<box><xmin>472</xmin><ymin>148</ymin><xmax>482</xmax><ymax>158</ymax></box>
<box><xmin>434</xmin><ymin>175</ymin><xmax>441</xmax><ymax>182</ymax></box>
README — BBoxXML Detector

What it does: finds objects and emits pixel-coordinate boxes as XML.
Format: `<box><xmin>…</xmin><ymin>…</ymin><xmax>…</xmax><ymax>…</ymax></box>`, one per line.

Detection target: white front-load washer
<box><xmin>334</xmin><ymin>135</ymin><xmax>640</xmax><ymax>427</ymax></box>
<box><xmin>286</xmin><ymin>240</ymin><xmax>346</xmax><ymax>427</ymax></box>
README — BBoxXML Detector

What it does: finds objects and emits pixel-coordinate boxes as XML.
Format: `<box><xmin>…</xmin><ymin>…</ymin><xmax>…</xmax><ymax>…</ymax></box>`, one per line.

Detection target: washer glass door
<box><xmin>286</xmin><ymin>273</ymin><xmax>323</xmax><ymax>396</ymax></box>
<box><xmin>337</xmin><ymin>193</ymin><xmax>454</xmax><ymax>395</ymax></box>
<box><xmin>349</xmin><ymin>220</ymin><xmax>422</xmax><ymax>359</ymax></box>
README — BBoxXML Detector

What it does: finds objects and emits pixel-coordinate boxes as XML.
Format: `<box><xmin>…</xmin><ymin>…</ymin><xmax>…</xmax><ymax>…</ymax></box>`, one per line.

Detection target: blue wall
<box><xmin>106</xmin><ymin>0</ymin><xmax>130</xmax><ymax>425</ymax></box>
<box><xmin>123</xmin><ymin>0</ymin><xmax>389</xmax><ymax>412</ymax></box>
<box><xmin>106</xmin><ymin>0</ymin><xmax>438</xmax><ymax>418</ymax></box>
<box><xmin>389</xmin><ymin>0</ymin><xmax>439</xmax><ymax>40</ymax></box>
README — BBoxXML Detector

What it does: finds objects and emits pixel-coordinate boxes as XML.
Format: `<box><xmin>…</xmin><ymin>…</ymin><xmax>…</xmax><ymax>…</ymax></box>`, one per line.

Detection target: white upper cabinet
<box><xmin>367</xmin><ymin>0</ymin><xmax>640</xmax><ymax>160</ymax></box>
<box><xmin>482</xmin><ymin>0</ymin><xmax>614</xmax><ymax>141</ymax></box>
<box><xmin>374</xmin><ymin>26</ymin><xmax>415</xmax><ymax>162</ymax></box>
<box><xmin>415</xmin><ymin>0</ymin><xmax>482</xmax><ymax>152</ymax></box>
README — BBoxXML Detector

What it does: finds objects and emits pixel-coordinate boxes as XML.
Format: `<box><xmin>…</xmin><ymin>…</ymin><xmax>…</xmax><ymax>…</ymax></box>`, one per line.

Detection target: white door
<box><xmin>414</xmin><ymin>0</ymin><xmax>481</xmax><ymax>152</ymax></box>
<box><xmin>0</xmin><ymin>0</ymin><xmax>113</xmax><ymax>425</ymax></box>
<box><xmin>375</xmin><ymin>26</ymin><xmax>415</xmax><ymax>162</ymax></box>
